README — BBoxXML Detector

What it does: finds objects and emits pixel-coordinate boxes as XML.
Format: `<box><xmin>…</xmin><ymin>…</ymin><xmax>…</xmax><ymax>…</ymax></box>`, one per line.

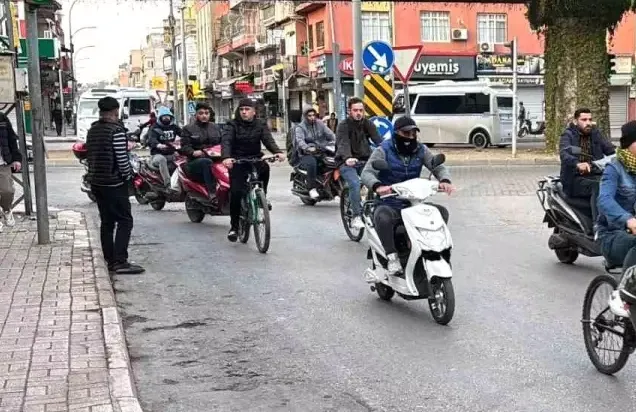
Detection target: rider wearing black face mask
<box><xmin>361</xmin><ymin>116</ymin><xmax>455</xmax><ymax>276</ymax></box>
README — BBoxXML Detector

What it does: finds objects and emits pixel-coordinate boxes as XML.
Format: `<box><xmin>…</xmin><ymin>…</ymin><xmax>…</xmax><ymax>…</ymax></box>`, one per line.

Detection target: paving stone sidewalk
<box><xmin>0</xmin><ymin>211</ymin><xmax>141</xmax><ymax>412</ymax></box>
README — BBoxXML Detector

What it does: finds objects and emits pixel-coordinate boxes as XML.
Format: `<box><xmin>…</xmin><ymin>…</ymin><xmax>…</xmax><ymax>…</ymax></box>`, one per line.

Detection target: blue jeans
<box><xmin>339</xmin><ymin>163</ymin><xmax>365</xmax><ymax>216</ymax></box>
<box><xmin>599</xmin><ymin>230</ymin><xmax>636</xmax><ymax>270</ymax></box>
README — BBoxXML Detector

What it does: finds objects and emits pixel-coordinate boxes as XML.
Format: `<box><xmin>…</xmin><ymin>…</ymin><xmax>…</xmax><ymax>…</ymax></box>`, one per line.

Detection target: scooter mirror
<box><xmin>431</xmin><ymin>154</ymin><xmax>446</xmax><ymax>168</ymax></box>
<box><xmin>372</xmin><ymin>159</ymin><xmax>390</xmax><ymax>170</ymax></box>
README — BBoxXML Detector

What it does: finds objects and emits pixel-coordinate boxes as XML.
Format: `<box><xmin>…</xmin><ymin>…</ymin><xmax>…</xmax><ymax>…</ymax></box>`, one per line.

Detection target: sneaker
<box><xmin>227</xmin><ymin>229</ymin><xmax>238</xmax><ymax>242</ymax></box>
<box><xmin>309</xmin><ymin>188</ymin><xmax>320</xmax><ymax>199</ymax></box>
<box><xmin>351</xmin><ymin>216</ymin><xmax>364</xmax><ymax>230</ymax></box>
<box><xmin>386</xmin><ymin>253</ymin><xmax>403</xmax><ymax>275</ymax></box>
<box><xmin>609</xmin><ymin>290</ymin><xmax>630</xmax><ymax>318</ymax></box>
<box><xmin>0</xmin><ymin>219</ymin><xmax>4</xmax><ymax>233</ymax></box>
<box><xmin>112</xmin><ymin>262</ymin><xmax>145</xmax><ymax>275</ymax></box>
<box><xmin>267</xmin><ymin>201</ymin><xmax>272</xmax><ymax>211</ymax></box>
<box><xmin>4</xmin><ymin>210</ymin><xmax>14</xmax><ymax>227</ymax></box>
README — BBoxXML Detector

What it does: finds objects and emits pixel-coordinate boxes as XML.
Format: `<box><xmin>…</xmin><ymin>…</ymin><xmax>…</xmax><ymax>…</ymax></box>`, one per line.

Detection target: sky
<box><xmin>58</xmin><ymin>0</ymin><xmax>171</xmax><ymax>83</ymax></box>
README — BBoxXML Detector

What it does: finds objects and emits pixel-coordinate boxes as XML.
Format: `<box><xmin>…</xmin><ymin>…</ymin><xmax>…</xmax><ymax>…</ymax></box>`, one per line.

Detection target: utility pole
<box><xmin>352</xmin><ymin>0</ymin><xmax>364</xmax><ymax>98</ymax></box>
<box><xmin>180</xmin><ymin>1</ymin><xmax>188</xmax><ymax>124</ymax></box>
<box><xmin>328</xmin><ymin>2</ymin><xmax>342</xmax><ymax>120</ymax></box>
<box><xmin>168</xmin><ymin>0</ymin><xmax>180</xmax><ymax>124</ymax></box>
<box><xmin>511</xmin><ymin>37</ymin><xmax>518</xmax><ymax>157</ymax></box>
<box><xmin>25</xmin><ymin>3</ymin><xmax>49</xmax><ymax>243</ymax></box>
<box><xmin>3</xmin><ymin>0</ymin><xmax>32</xmax><ymax>215</ymax></box>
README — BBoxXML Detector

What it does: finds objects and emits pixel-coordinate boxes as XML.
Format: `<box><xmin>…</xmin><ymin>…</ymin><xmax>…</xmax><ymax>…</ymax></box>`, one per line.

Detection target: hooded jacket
<box><xmin>0</xmin><ymin>112</ymin><xmax>20</xmax><ymax>165</ymax></box>
<box><xmin>147</xmin><ymin>107</ymin><xmax>181</xmax><ymax>156</ymax></box>
<box><xmin>221</xmin><ymin>107</ymin><xmax>281</xmax><ymax>159</ymax></box>
<box><xmin>294</xmin><ymin>104</ymin><xmax>336</xmax><ymax>157</ymax></box>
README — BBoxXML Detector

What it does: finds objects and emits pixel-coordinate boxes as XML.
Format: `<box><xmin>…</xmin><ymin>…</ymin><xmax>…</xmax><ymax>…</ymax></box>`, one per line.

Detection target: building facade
<box><xmin>141</xmin><ymin>29</ymin><xmax>167</xmax><ymax>94</ymax></box>
<box><xmin>204</xmin><ymin>1</ymin><xmax>636</xmax><ymax>135</ymax></box>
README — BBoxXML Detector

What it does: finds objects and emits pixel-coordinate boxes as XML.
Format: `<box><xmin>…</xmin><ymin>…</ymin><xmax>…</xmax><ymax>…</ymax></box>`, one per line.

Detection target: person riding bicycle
<box><xmin>221</xmin><ymin>98</ymin><xmax>285</xmax><ymax>242</ymax></box>
<box><xmin>181</xmin><ymin>102</ymin><xmax>222</xmax><ymax>197</ymax></box>
<box><xmin>559</xmin><ymin>108</ymin><xmax>615</xmax><ymax>221</ymax></box>
<box><xmin>294</xmin><ymin>104</ymin><xmax>336</xmax><ymax>200</ymax></box>
<box><xmin>336</xmin><ymin>97</ymin><xmax>383</xmax><ymax>229</ymax></box>
<box><xmin>597</xmin><ymin>121</ymin><xmax>636</xmax><ymax>273</ymax></box>
<box><xmin>147</xmin><ymin>107</ymin><xmax>182</xmax><ymax>187</ymax></box>
<box><xmin>361</xmin><ymin>117</ymin><xmax>454</xmax><ymax>276</ymax></box>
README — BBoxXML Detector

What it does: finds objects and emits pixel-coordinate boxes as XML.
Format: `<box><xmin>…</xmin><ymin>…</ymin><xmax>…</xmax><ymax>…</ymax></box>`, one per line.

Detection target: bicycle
<box><xmin>339</xmin><ymin>161</ymin><xmax>368</xmax><ymax>242</ymax></box>
<box><xmin>582</xmin><ymin>268</ymin><xmax>636</xmax><ymax>375</ymax></box>
<box><xmin>234</xmin><ymin>156</ymin><xmax>279</xmax><ymax>254</ymax></box>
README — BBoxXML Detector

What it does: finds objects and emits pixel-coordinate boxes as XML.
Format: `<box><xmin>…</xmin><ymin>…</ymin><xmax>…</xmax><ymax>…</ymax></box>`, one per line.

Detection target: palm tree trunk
<box><xmin>543</xmin><ymin>18</ymin><xmax>610</xmax><ymax>152</ymax></box>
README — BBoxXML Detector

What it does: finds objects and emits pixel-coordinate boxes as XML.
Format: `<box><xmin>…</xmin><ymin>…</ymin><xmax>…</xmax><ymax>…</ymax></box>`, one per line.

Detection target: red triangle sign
<box><xmin>392</xmin><ymin>45</ymin><xmax>423</xmax><ymax>82</ymax></box>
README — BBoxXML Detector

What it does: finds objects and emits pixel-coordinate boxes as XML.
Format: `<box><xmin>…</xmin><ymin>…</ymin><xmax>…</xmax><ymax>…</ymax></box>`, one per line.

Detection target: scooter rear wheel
<box><xmin>428</xmin><ymin>278</ymin><xmax>455</xmax><ymax>325</ymax></box>
<box><xmin>185</xmin><ymin>198</ymin><xmax>205</xmax><ymax>223</ymax></box>
<box><xmin>555</xmin><ymin>248</ymin><xmax>579</xmax><ymax>264</ymax></box>
<box><xmin>375</xmin><ymin>283</ymin><xmax>395</xmax><ymax>301</ymax></box>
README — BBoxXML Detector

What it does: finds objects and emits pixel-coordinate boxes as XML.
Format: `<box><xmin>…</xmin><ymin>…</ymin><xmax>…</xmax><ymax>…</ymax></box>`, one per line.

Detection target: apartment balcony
<box><xmin>229</xmin><ymin>0</ymin><xmax>259</xmax><ymax>10</ymax></box>
<box><xmin>262</xmin><ymin>1</ymin><xmax>297</xmax><ymax>28</ymax></box>
<box><xmin>255</xmin><ymin>33</ymin><xmax>279</xmax><ymax>52</ymax></box>
<box><xmin>262</xmin><ymin>4</ymin><xmax>276</xmax><ymax>28</ymax></box>
<box><xmin>294</xmin><ymin>1</ymin><xmax>325</xmax><ymax>15</ymax></box>
<box><xmin>285</xmin><ymin>55</ymin><xmax>309</xmax><ymax>76</ymax></box>
<box><xmin>231</xmin><ymin>28</ymin><xmax>256</xmax><ymax>53</ymax></box>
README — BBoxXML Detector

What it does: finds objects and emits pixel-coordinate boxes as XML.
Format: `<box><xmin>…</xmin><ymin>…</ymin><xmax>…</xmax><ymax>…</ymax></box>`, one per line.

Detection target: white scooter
<box><xmin>363</xmin><ymin>155</ymin><xmax>455</xmax><ymax>325</ymax></box>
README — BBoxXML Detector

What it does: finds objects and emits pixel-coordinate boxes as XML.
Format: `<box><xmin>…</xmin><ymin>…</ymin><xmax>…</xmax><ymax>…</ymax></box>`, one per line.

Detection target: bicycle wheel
<box><xmin>340</xmin><ymin>187</ymin><xmax>364</xmax><ymax>242</ymax></box>
<box><xmin>582</xmin><ymin>274</ymin><xmax>631</xmax><ymax>375</ymax></box>
<box><xmin>238</xmin><ymin>196</ymin><xmax>250</xmax><ymax>244</ymax></box>
<box><xmin>252</xmin><ymin>189</ymin><xmax>271</xmax><ymax>253</ymax></box>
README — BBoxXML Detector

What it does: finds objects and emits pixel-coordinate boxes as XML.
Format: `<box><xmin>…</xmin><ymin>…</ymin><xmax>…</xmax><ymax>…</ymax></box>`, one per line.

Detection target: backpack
<box><xmin>286</xmin><ymin>123</ymin><xmax>300</xmax><ymax>165</ymax></box>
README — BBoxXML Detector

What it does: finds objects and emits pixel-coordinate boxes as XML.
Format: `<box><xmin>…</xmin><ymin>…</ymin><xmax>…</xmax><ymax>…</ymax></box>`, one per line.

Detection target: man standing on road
<box><xmin>0</xmin><ymin>112</ymin><xmax>21</xmax><ymax>232</ymax></box>
<box><xmin>335</xmin><ymin>97</ymin><xmax>382</xmax><ymax>229</ymax></box>
<box><xmin>86</xmin><ymin>96</ymin><xmax>144</xmax><ymax>275</ymax></box>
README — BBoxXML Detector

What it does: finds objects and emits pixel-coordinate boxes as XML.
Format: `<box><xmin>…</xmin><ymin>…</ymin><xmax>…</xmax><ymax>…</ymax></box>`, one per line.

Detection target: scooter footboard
<box><xmin>424</xmin><ymin>258</ymin><xmax>452</xmax><ymax>279</ymax></box>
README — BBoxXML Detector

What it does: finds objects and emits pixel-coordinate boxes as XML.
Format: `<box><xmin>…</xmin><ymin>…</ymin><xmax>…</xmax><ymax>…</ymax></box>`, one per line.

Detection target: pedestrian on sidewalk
<box><xmin>0</xmin><ymin>112</ymin><xmax>21</xmax><ymax>232</ymax></box>
<box><xmin>86</xmin><ymin>96</ymin><xmax>145</xmax><ymax>275</ymax></box>
<box><xmin>52</xmin><ymin>102</ymin><xmax>63</xmax><ymax>137</ymax></box>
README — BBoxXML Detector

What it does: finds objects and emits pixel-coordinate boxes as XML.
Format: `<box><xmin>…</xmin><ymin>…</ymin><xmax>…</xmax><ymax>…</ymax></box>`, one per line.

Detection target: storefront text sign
<box><xmin>411</xmin><ymin>55</ymin><xmax>476</xmax><ymax>80</ymax></box>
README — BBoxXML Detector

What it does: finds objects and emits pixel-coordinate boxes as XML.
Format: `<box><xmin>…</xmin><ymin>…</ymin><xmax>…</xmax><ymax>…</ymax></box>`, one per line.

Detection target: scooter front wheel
<box><xmin>428</xmin><ymin>278</ymin><xmax>455</xmax><ymax>325</ymax></box>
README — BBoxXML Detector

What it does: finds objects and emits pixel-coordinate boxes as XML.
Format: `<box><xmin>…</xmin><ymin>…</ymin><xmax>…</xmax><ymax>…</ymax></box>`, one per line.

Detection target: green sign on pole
<box><xmin>24</xmin><ymin>0</ymin><xmax>52</xmax><ymax>6</ymax></box>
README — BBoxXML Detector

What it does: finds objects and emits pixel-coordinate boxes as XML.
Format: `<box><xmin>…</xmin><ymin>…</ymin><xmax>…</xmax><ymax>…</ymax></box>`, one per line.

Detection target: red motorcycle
<box><xmin>178</xmin><ymin>145</ymin><xmax>231</xmax><ymax>223</ymax></box>
<box><xmin>132</xmin><ymin>140</ymin><xmax>187</xmax><ymax>210</ymax></box>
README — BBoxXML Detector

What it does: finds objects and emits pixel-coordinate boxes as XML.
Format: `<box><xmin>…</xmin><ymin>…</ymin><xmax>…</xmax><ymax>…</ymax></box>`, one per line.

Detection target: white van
<box><xmin>76</xmin><ymin>86</ymin><xmax>155</xmax><ymax>141</ymax></box>
<box><xmin>392</xmin><ymin>80</ymin><xmax>514</xmax><ymax>148</ymax></box>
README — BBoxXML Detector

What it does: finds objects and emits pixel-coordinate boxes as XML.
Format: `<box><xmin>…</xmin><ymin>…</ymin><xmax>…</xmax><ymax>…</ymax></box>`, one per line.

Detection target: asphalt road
<box><xmin>38</xmin><ymin>164</ymin><xmax>636</xmax><ymax>412</ymax></box>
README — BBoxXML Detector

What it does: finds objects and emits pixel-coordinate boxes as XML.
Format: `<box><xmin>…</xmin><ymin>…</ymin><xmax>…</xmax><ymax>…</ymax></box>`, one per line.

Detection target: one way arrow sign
<box><xmin>392</xmin><ymin>45</ymin><xmax>423</xmax><ymax>83</ymax></box>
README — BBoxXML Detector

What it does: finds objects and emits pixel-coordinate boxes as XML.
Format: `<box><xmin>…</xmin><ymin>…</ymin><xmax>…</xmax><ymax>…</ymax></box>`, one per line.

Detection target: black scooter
<box><xmin>518</xmin><ymin>112</ymin><xmax>546</xmax><ymax>137</ymax></box>
<box><xmin>536</xmin><ymin>146</ymin><xmax>617</xmax><ymax>270</ymax></box>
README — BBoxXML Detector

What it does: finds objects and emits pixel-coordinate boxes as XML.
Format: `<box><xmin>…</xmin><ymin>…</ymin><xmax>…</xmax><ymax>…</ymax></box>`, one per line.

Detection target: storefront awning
<box><xmin>215</xmin><ymin>75</ymin><xmax>250</xmax><ymax>88</ymax></box>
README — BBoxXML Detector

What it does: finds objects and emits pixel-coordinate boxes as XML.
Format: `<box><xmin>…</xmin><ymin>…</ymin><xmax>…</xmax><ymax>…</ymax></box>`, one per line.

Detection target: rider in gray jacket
<box><xmin>294</xmin><ymin>104</ymin><xmax>336</xmax><ymax>199</ymax></box>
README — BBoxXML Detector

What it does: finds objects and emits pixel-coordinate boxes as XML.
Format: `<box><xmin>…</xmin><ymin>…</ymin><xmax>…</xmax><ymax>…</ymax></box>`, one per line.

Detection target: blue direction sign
<box><xmin>371</xmin><ymin>116</ymin><xmax>393</xmax><ymax>142</ymax></box>
<box><xmin>187</xmin><ymin>101</ymin><xmax>196</xmax><ymax>115</ymax></box>
<box><xmin>362</xmin><ymin>40</ymin><xmax>395</xmax><ymax>75</ymax></box>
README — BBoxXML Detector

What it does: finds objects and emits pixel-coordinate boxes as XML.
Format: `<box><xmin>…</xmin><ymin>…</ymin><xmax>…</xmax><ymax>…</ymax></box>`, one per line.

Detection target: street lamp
<box><xmin>72</xmin><ymin>25</ymin><xmax>96</xmax><ymax>38</ymax></box>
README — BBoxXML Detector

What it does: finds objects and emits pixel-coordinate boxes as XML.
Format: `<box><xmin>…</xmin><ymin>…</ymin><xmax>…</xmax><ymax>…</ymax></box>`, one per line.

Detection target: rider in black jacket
<box><xmin>181</xmin><ymin>103</ymin><xmax>222</xmax><ymax>197</ymax></box>
<box><xmin>221</xmin><ymin>98</ymin><xmax>285</xmax><ymax>242</ymax></box>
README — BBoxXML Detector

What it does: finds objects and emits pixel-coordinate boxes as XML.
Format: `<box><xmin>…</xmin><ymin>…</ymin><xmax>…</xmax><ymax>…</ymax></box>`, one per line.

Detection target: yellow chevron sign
<box><xmin>363</xmin><ymin>73</ymin><xmax>393</xmax><ymax>117</ymax></box>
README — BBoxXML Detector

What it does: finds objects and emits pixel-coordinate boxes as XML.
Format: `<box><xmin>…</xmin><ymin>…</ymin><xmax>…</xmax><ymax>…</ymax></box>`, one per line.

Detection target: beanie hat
<box><xmin>98</xmin><ymin>96</ymin><xmax>119</xmax><ymax>112</ymax></box>
<box><xmin>238</xmin><ymin>98</ymin><xmax>255</xmax><ymax>108</ymax></box>
<box><xmin>620</xmin><ymin>121</ymin><xmax>636</xmax><ymax>149</ymax></box>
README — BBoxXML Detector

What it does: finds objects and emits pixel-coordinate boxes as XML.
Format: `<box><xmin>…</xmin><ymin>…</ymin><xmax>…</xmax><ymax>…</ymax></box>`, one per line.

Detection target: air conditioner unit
<box><xmin>479</xmin><ymin>42</ymin><xmax>495</xmax><ymax>53</ymax></box>
<box><xmin>43</xmin><ymin>30</ymin><xmax>53</xmax><ymax>39</ymax></box>
<box><xmin>451</xmin><ymin>28</ymin><xmax>467</xmax><ymax>41</ymax></box>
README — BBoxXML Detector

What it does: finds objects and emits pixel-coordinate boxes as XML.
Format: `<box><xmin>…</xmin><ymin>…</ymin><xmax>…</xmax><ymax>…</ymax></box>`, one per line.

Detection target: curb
<box><xmin>445</xmin><ymin>158</ymin><xmax>560</xmax><ymax>166</ymax></box>
<box><xmin>84</xmin><ymin>213</ymin><xmax>143</xmax><ymax>412</ymax></box>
